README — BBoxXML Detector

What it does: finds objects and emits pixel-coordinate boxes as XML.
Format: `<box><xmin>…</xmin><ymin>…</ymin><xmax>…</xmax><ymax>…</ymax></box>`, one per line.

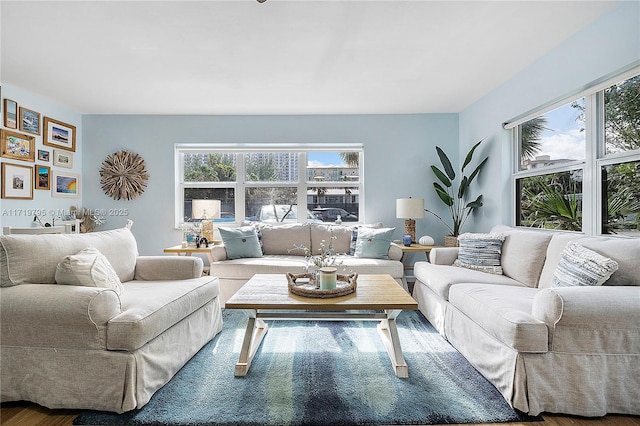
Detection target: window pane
<box><xmin>516</xmin><ymin>170</ymin><xmax>583</xmax><ymax>231</ymax></box>
<box><xmin>602</xmin><ymin>161</ymin><xmax>640</xmax><ymax>236</ymax></box>
<box><xmin>604</xmin><ymin>74</ymin><xmax>640</xmax><ymax>155</ymax></box>
<box><xmin>307</xmin><ymin>151</ymin><xmax>360</xmax><ymax>183</ymax></box>
<box><xmin>245</xmin><ymin>153</ymin><xmax>298</xmax><ymax>182</ymax></box>
<box><xmin>244</xmin><ymin>187</ymin><xmax>317</xmax><ymax>223</ymax></box>
<box><xmin>307</xmin><ymin>186</ymin><xmax>359</xmax><ymax>222</ymax></box>
<box><xmin>184</xmin><ymin>188</ymin><xmax>235</xmax><ymax>222</ymax></box>
<box><xmin>183</xmin><ymin>153</ymin><xmax>236</xmax><ymax>182</ymax></box>
<box><xmin>520</xmin><ymin>100</ymin><xmax>585</xmax><ymax>170</ymax></box>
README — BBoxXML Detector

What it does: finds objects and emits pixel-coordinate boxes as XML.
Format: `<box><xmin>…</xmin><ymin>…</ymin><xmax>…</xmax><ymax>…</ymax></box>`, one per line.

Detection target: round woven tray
<box><xmin>286</xmin><ymin>272</ymin><xmax>358</xmax><ymax>298</ymax></box>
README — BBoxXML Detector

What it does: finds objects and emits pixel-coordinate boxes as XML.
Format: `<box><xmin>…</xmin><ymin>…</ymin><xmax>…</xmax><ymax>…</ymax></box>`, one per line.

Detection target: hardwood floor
<box><xmin>1</xmin><ymin>401</ymin><xmax>639</xmax><ymax>426</ymax></box>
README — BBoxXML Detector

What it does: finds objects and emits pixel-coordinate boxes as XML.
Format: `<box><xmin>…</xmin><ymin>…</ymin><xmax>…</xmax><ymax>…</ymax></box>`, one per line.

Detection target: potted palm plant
<box><xmin>426</xmin><ymin>139</ymin><xmax>488</xmax><ymax>246</ymax></box>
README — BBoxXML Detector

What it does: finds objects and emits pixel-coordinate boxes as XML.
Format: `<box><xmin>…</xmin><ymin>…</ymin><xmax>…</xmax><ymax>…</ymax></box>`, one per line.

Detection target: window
<box><xmin>510</xmin><ymin>69</ymin><xmax>640</xmax><ymax>237</ymax></box>
<box><xmin>175</xmin><ymin>144</ymin><xmax>362</xmax><ymax>226</ymax></box>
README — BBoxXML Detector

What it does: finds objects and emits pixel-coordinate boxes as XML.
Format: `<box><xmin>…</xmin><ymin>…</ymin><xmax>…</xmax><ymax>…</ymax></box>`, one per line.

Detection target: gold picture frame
<box><xmin>35</xmin><ymin>165</ymin><xmax>51</xmax><ymax>190</ymax></box>
<box><xmin>43</xmin><ymin>117</ymin><xmax>76</xmax><ymax>152</ymax></box>
<box><xmin>1</xmin><ymin>162</ymin><xmax>34</xmax><ymax>199</ymax></box>
<box><xmin>3</xmin><ymin>98</ymin><xmax>17</xmax><ymax>129</ymax></box>
<box><xmin>1</xmin><ymin>129</ymin><xmax>35</xmax><ymax>162</ymax></box>
<box><xmin>19</xmin><ymin>107</ymin><xmax>41</xmax><ymax>135</ymax></box>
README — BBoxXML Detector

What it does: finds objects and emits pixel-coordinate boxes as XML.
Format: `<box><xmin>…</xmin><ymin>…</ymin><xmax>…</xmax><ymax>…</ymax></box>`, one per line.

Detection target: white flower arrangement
<box><xmin>290</xmin><ymin>234</ymin><xmax>344</xmax><ymax>269</ymax></box>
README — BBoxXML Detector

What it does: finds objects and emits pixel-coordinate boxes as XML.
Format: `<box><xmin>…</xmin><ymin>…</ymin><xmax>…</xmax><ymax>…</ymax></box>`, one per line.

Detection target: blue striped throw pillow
<box><xmin>453</xmin><ymin>232</ymin><xmax>506</xmax><ymax>275</ymax></box>
<box><xmin>551</xmin><ymin>242</ymin><xmax>618</xmax><ymax>287</ymax></box>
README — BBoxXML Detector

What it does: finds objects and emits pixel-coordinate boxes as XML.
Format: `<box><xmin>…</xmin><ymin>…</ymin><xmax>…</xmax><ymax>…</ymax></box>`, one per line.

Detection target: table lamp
<box><xmin>396</xmin><ymin>197</ymin><xmax>424</xmax><ymax>243</ymax></box>
<box><xmin>192</xmin><ymin>199</ymin><xmax>222</xmax><ymax>243</ymax></box>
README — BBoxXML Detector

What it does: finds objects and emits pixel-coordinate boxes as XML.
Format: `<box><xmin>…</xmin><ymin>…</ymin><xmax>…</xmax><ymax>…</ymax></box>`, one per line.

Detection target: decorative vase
<box><xmin>444</xmin><ymin>235</ymin><xmax>459</xmax><ymax>247</ymax></box>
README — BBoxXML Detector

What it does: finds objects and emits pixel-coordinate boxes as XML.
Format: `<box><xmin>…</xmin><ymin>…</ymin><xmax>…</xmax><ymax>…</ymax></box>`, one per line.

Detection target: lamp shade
<box><xmin>192</xmin><ymin>199</ymin><xmax>221</xmax><ymax>219</ymax></box>
<box><xmin>396</xmin><ymin>198</ymin><xmax>424</xmax><ymax>219</ymax></box>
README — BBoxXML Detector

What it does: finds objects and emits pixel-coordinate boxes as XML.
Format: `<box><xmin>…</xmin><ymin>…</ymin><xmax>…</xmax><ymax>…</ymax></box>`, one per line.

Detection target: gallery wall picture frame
<box><xmin>35</xmin><ymin>165</ymin><xmax>50</xmax><ymax>190</ymax></box>
<box><xmin>1</xmin><ymin>129</ymin><xmax>36</xmax><ymax>162</ymax></box>
<box><xmin>19</xmin><ymin>107</ymin><xmax>41</xmax><ymax>135</ymax></box>
<box><xmin>1</xmin><ymin>162</ymin><xmax>34</xmax><ymax>200</ymax></box>
<box><xmin>52</xmin><ymin>170</ymin><xmax>80</xmax><ymax>198</ymax></box>
<box><xmin>53</xmin><ymin>149</ymin><xmax>73</xmax><ymax>168</ymax></box>
<box><xmin>43</xmin><ymin>117</ymin><xmax>76</xmax><ymax>152</ymax></box>
<box><xmin>3</xmin><ymin>98</ymin><xmax>18</xmax><ymax>129</ymax></box>
<box><xmin>38</xmin><ymin>149</ymin><xmax>50</xmax><ymax>162</ymax></box>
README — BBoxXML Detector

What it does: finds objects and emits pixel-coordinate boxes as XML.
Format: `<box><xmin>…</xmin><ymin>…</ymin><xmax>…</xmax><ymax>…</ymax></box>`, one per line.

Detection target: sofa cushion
<box><xmin>354</xmin><ymin>227</ymin><xmax>395</xmax><ymax>259</ymax></box>
<box><xmin>490</xmin><ymin>225</ymin><xmax>554</xmax><ymax>287</ymax></box>
<box><xmin>552</xmin><ymin>242</ymin><xmax>618</xmax><ymax>287</ymax></box>
<box><xmin>453</xmin><ymin>232</ymin><xmax>505</xmax><ymax>275</ymax></box>
<box><xmin>539</xmin><ymin>233</ymin><xmax>640</xmax><ymax>288</ymax></box>
<box><xmin>257</xmin><ymin>223</ymin><xmax>311</xmax><ymax>255</ymax></box>
<box><xmin>55</xmin><ymin>247</ymin><xmax>125</xmax><ymax>295</ymax></box>
<box><xmin>337</xmin><ymin>255</ymin><xmax>403</xmax><ymax>279</ymax></box>
<box><xmin>448</xmin><ymin>283</ymin><xmax>548</xmax><ymax>352</ymax></box>
<box><xmin>414</xmin><ymin>262</ymin><xmax>525</xmax><ymax>300</ymax></box>
<box><xmin>107</xmin><ymin>276</ymin><xmax>219</xmax><ymax>351</ymax></box>
<box><xmin>309</xmin><ymin>223</ymin><xmax>353</xmax><ymax>254</ymax></box>
<box><xmin>219</xmin><ymin>226</ymin><xmax>263</xmax><ymax>259</ymax></box>
<box><xmin>0</xmin><ymin>224</ymin><xmax>138</xmax><ymax>286</ymax></box>
<box><xmin>210</xmin><ymin>256</ymin><xmax>309</xmax><ymax>279</ymax></box>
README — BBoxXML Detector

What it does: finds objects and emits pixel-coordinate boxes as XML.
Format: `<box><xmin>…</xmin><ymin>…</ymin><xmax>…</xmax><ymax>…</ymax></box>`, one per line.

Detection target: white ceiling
<box><xmin>1</xmin><ymin>1</ymin><xmax>619</xmax><ymax>115</ymax></box>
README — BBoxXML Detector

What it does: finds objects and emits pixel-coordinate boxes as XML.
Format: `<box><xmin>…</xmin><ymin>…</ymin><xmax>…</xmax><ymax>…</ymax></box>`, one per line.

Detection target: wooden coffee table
<box><xmin>225</xmin><ymin>273</ymin><xmax>418</xmax><ymax>378</ymax></box>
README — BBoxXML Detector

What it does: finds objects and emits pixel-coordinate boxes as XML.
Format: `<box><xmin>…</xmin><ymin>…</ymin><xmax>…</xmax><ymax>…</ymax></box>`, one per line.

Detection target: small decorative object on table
<box><xmin>287</xmin><ymin>272</ymin><xmax>358</xmax><ymax>298</ymax></box>
<box><xmin>403</xmin><ymin>235</ymin><xmax>412</xmax><ymax>247</ymax></box>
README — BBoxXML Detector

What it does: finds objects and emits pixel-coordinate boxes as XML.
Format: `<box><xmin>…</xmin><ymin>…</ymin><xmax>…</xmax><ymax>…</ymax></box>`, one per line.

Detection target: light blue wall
<box><xmin>82</xmin><ymin>114</ymin><xmax>458</xmax><ymax>254</ymax></box>
<box><xmin>0</xmin><ymin>84</ymin><xmax>82</xmax><ymax>228</ymax></box>
<box><xmin>459</xmin><ymin>1</ymin><xmax>640</xmax><ymax>233</ymax></box>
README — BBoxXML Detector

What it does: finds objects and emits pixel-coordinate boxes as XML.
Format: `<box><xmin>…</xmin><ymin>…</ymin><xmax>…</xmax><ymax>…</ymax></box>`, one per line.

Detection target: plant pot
<box><xmin>444</xmin><ymin>235</ymin><xmax>459</xmax><ymax>247</ymax></box>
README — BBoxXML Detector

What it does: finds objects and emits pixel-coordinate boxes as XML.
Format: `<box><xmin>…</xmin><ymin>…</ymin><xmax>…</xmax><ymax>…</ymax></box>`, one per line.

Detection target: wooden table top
<box><xmin>225</xmin><ymin>273</ymin><xmax>418</xmax><ymax>311</ymax></box>
<box><xmin>163</xmin><ymin>244</ymin><xmax>220</xmax><ymax>254</ymax></box>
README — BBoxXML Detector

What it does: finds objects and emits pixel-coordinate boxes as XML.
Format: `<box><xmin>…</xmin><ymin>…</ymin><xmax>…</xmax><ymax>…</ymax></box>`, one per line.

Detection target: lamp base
<box><xmin>404</xmin><ymin>219</ymin><xmax>416</xmax><ymax>243</ymax></box>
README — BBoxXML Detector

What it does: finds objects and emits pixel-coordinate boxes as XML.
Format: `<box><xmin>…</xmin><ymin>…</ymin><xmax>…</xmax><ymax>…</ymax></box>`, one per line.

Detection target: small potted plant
<box><xmin>426</xmin><ymin>139</ymin><xmax>488</xmax><ymax>246</ymax></box>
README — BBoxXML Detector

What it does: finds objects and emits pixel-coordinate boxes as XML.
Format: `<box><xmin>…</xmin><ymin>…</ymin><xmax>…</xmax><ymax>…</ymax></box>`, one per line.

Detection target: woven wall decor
<box><xmin>99</xmin><ymin>150</ymin><xmax>149</xmax><ymax>200</ymax></box>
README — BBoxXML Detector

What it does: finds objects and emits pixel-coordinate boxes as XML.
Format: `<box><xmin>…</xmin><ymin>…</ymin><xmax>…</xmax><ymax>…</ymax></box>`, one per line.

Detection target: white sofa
<box><xmin>412</xmin><ymin>224</ymin><xmax>640</xmax><ymax>417</ymax></box>
<box><xmin>0</xmin><ymin>222</ymin><xmax>223</xmax><ymax>413</ymax></box>
<box><xmin>210</xmin><ymin>222</ymin><xmax>405</xmax><ymax>305</ymax></box>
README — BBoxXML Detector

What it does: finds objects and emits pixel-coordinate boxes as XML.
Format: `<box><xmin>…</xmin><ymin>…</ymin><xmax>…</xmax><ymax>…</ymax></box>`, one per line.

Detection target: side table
<box><xmin>163</xmin><ymin>245</ymin><xmax>216</xmax><ymax>275</ymax></box>
<box><xmin>395</xmin><ymin>243</ymin><xmax>442</xmax><ymax>293</ymax></box>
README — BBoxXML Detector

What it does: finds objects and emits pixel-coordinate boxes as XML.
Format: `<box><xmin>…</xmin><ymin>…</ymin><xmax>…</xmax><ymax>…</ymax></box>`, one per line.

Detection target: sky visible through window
<box><xmin>307</xmin><ymin>152</ymin><xmax>346</xmax><ymax>167</ymax></box>
<box><xmin>536</xmin><ymin>101</ymin><xmax>585</xmax><ymax>162</ymax></box>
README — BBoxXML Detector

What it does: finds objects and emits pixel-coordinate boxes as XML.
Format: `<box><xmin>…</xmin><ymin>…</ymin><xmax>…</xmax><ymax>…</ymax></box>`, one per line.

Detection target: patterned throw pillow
<box><xmin>551</xmin><ymin>241</ymin><xmax>618</xmax><ymax>287</ymax></box>
<box><xmin>453</xmin><ymin>232</ymin><xmax>506</xmax><ymax>275</ymax></box>
<box><xmin>219</xmin><ymin>226</ymin><xmax>263</xmax><ymax>260</ymax></box>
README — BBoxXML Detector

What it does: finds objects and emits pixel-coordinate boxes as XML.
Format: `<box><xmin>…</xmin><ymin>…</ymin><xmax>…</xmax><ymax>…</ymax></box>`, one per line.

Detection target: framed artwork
<box><xmin>52</xmin><ymin>170</ymin><xmax>80</xmax><ymax>198</ymax></box>
<box><xmin>1</xmin><ymin>162</ymin><xmax>34</xmax><ymax>199</ymax></box>
<box><xmin>35</xmin><ymin>165</ymin><xmax>50</xmax><ymax>190</ymax></box>
<box><xmin>3</xmin><ymin>98</ymin><xmax>18</xmax><ymax>129</ymax></box>
<box><xmin>43</xmin><ymin>117</ymin><xmax>76</xmax><ymax>152</ymax></box>
<box><xmin>19</xmin><ymin>107</ymin><xmax>41</xmax><ymax>135</ymax></box>
<box><xmin>38</xmin><ymin>149</ymin><xmax>50</xmax><ymax>162</ymax></box>
<box><xmin>53</xmin><ymin>149</ymin><xmax>73</xmax><ymax>168</ymax></box>
<box><xmin>1</xmin><ymin>129</ymin><xmax>35</xmax><ymax>162</ymax></box>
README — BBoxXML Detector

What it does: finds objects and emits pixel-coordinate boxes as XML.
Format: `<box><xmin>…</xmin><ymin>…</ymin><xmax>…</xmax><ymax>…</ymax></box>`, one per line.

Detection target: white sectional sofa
<box><xmin>412</xmin><ymin>224</ymin><xmax>640</xmax><ymax>417</ymax></box>
<box><xmin>0</xmin><ymin>222</ymin><xmax>223</xmax><ymax>413</ymax></box>
<box><xmin>209</xmin><ymin>222</ymin><xmax>405</xmax><ymax>305</ymax></box>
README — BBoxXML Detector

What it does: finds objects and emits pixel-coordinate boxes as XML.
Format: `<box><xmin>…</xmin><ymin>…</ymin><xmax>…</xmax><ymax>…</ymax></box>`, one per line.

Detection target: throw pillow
<box><xmin>219</xmin><ymin>226</ymin><xmax>263</xmax><ymax>260</ymax></box>
<box><xmin>453</xmin><ymin>232</ymin><xmax>506</xmax><ymax>275</ymax></box>
<box><xmin>354</xmin><ymin>227</ymin><xmax>395</xmax><ymax>259</ymax></box>
<box><xmin>55</xmin><ymin>247</ymin><xmax>124</xmax><ymax>294</ymax></box>
<box><xmin>551</xmin><ymin>241</ymin><xmax>619</xmax><ymax>287</ymax></box>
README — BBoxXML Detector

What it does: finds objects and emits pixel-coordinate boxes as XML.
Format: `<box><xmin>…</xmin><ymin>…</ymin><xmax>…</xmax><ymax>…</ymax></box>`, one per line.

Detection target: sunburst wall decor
<box><xmin>99</xmin><ymin>150</ymin><xmax>149</xmax><ymax>200</ymax></box>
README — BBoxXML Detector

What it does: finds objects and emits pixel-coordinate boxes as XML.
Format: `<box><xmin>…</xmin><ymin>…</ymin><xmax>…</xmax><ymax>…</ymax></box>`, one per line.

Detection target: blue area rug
<box><xmin>74</xmin><ymin>309</ymin><xmax>540</xmax><ymax>425</ymax></box>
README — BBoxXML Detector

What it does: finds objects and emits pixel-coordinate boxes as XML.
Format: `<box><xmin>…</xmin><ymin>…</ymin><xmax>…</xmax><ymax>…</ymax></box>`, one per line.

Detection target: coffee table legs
<box><xmin>377</xmin><ymin>310</ymin><xmax>408</xmax><ymax>378</ymax></box>
<box><xmin>235</xmin><ymin>310</ymin><xmax>268</xmax><ymax>377</ymax></box>
<box><xmin>234</xmin><ymin>310</ymin><xmax>410</xmax><ymax>378</ymax></box>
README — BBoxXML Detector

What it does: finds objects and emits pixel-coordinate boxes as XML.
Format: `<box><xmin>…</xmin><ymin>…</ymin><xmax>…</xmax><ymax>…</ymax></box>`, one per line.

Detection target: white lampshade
<box><xmin>192</xmin><ymin>199</ymin><xmax>221</xmax><ymax>220</ymax></box>
<box><xmin>396</xmin><ymin>198</ymin><xmax>424</xmax><ymax>219</ymax></box>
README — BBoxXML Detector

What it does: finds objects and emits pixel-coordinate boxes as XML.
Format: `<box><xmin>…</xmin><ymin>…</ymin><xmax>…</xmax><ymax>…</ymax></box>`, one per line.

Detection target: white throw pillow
<box><xmin>551</xmin><ymin>242</ymin><xmax>619</xmax><ymax>287</ymax></box>
<box><xmin>55</xmin><ymin>247</ymin><xmax>124</xmax><ymax>294</ymax></box>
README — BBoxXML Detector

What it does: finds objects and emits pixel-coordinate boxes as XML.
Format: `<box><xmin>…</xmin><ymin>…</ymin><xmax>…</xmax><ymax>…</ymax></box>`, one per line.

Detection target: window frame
<box><xmin>509</xmin><ymin>67</ymin><xmax>640</xmax><ymax>236</ymax></box>
<box><xmin>174</xmin><ymin>143</ymin><xmax>363</xmax><ymax>228</ymax></box>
